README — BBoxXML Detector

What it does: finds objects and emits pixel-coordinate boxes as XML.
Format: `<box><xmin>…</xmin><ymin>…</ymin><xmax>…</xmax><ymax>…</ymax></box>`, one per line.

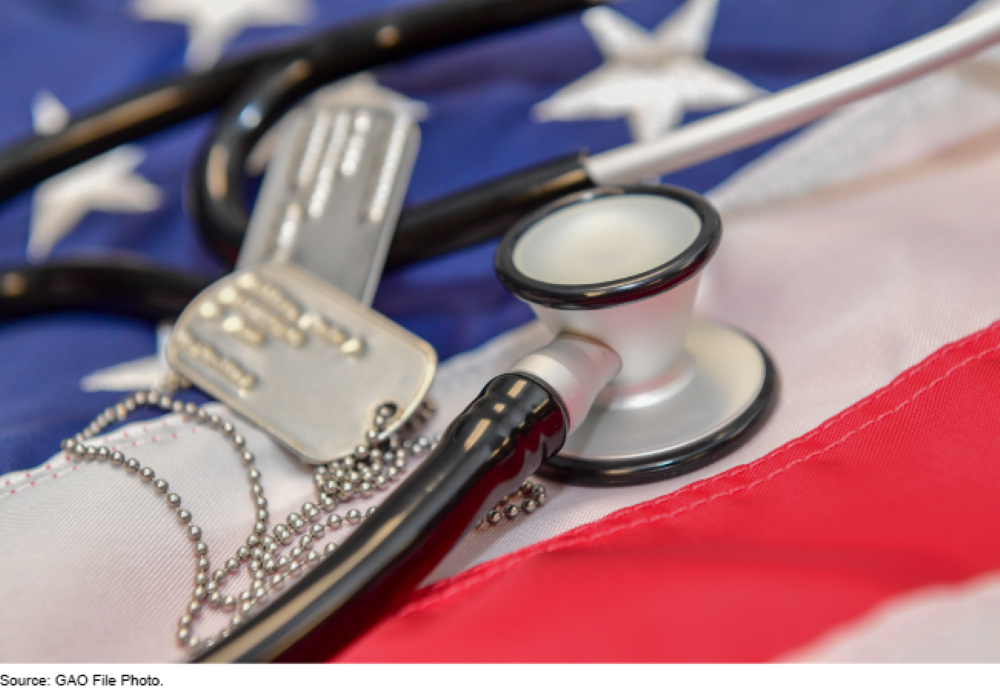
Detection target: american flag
<box><xmin>2</xmin><ymin>0</ymin><xmax>998</xmax><ymax>663</ymax></box>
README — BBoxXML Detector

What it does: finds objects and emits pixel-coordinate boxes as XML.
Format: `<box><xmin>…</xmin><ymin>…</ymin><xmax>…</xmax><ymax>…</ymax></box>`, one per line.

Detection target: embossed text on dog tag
<box><xmin>167</xmin><ymin>263</ymin><xmax>436</xmax><ymax>464</ymax></box>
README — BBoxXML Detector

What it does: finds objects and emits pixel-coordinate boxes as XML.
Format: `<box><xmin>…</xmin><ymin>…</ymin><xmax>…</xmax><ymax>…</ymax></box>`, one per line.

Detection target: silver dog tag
<box><xmin>166</xmin><ymin>263</ymin><xmax>436</xmax><ymax>464</ymax></box>
<box><xmin>237</xmin><ymin>78</ymin><xmax>421</xmax><ymax>306</ymax></box>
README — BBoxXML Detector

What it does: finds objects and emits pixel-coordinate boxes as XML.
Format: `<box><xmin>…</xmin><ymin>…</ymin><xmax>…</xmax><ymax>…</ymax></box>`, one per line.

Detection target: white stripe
<box><xmin>787</xmin><ymin>573</ymin><xmax>1000</xmax><ymax>662</ymax></box>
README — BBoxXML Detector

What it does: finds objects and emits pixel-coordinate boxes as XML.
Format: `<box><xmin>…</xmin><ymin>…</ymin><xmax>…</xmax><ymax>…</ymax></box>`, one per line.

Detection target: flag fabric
<box><xmin>2</xmin><ymin>0</ymin><xmax>999</xmax><ymax>663</ymax></box>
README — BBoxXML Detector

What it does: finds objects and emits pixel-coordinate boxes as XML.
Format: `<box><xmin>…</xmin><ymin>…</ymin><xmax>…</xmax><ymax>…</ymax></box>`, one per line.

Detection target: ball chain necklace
<box><xmin>61</xmin><ymin>376</ymin><xmax>547</xmax><ymax>654</ymax></box>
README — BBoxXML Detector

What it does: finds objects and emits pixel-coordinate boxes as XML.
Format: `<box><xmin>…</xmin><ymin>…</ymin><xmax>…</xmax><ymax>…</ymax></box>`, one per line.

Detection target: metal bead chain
<box><xmin>477</xmin><ymin>480</ymin><xmax>548</xmax><ymax>530</ymax></box>
<box><xmin>62</xmin><ymin>389</ymin><xmax>275</xmax><ymax>650</ymax></box>
<box><xmin>310</xmin><ymin>400</ymin><xmax>435</xmax><ymax>510</ymax></box>
<box><xmin>60</xmin><ymin>387</ymin><xmax>544</xmax><ymax>654</ymax></box>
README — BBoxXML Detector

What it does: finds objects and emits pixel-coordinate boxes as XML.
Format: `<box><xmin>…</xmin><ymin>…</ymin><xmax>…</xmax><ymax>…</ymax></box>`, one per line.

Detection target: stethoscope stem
<box><xmin>197</xmin><ymin>372</ymin><xmax>568</xmax><ymax>662</ymax></box>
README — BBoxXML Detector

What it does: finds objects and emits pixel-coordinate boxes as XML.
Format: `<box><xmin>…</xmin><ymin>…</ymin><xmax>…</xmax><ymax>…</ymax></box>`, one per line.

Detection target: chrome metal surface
<box><xmin>531</xmin><ymin>277</ymin><xmax>700</xmax><ymax>387</ymax></box>
<box><xmin>512</xmin><ymin>195</ymin><xmax>700</xmax><ymax>286</ymax></box>
<box><xmin>167</xmin><ymin>263</ymin><xmax>436</xmax><ymax>463</ymax></box>
<box><xmin>558</xmin><ymin>318</ymin><xmax>767</xmax><ymax>463</ymax></box>
<box><xmin>237</xmin><ymin>84</ymin><xmax>420</xmax><ymax>306</ymax></box>
<box><xmin>509</xmin><ymin>333</ymin><xmax>621</xmax><ymax>434</ymax></box>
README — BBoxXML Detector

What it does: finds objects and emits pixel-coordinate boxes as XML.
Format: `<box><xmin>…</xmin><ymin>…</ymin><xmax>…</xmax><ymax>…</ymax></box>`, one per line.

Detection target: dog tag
<box><xmin>166</xmin><ymin>263</ymin><xmax>436</xmax><ymax>464</ymax></box>
<box><xmin>237</xmin><ymin>78</ymin><xmax>421</xmax><ymax>306</ymax></box>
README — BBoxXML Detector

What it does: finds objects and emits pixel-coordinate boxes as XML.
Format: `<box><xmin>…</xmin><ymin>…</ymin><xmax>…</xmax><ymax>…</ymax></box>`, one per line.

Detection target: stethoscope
<box><xmin>5</xmin><ymin>0</ymin><xmax>1000</xmax><ymax>663</ymax></box>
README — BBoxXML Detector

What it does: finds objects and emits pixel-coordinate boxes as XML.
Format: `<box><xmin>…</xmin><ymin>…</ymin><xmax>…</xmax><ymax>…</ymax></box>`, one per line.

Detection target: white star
<box><xmin>28</xmin><ymin>92</ymin><xmax>162</xmax><ymax>263</ymax></box>
<box><xmin>132</xmin><ymin>0</ymin><xmax>315</xmax><ymax>72</ymax></box>
<box><xmin>533</xmin><ymin>0</ymin><xmax>763</xmax><ymax>142</ymax></box>
<box><xmin>81</xmin><ymin>322</ymin><xmax>174</xmax><ymax>393</ymax></box>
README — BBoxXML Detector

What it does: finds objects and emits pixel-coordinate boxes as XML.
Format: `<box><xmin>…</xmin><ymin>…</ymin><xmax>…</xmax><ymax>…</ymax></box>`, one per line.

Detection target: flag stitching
<box><xmin>0</xmin><ymin>465</ymin><xmax>79</xmax><ymax>498</ymax></box>
<box><xmin>0</xmin><ymin>422</ymin><xmax>203</xmax><ymax>492</ymax></box>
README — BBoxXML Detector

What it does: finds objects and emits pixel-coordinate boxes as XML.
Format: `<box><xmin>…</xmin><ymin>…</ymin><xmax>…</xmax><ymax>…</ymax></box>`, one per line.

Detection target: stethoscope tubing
<box><xmin>0</xmin><ymin>0</ymin><xmax>601</xmax><ymax>208</ymax></box>
<box><xmin>0</xmin><ymin>151</ymin><xmax>594</xmax><ymax>321</ymax></box>
<box><xmin>0</xmin><ymin>258</ymin><xmax>205</xmax><ymax>321</ymax></box>
<box><xmin>196</xmin><ymin>372</ymin><xmax>566</xmax><ymax>662</ymax></box>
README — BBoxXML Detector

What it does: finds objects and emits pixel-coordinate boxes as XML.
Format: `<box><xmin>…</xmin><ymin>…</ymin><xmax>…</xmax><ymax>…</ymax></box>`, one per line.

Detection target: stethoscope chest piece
<box><xmin>552</xmin><ymin>317</ymin><xmax>776</xmax><ymax>485</ymax></box>
<box><xmin>497</xmin><ymin>185</ymin><xmax>777</xmax><ymax>486</ymax></box>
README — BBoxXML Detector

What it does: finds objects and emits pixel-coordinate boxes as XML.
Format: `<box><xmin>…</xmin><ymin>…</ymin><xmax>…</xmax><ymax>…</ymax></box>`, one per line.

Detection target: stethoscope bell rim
<box><xmin>494</xmin><ymin>184</ymin><xmax>777</xmax><ymax>487</ymax></box>
<box><xmin>495</xmin><ymin>184</ymin><xmax>722</xmax><ymax>310</ymax></box>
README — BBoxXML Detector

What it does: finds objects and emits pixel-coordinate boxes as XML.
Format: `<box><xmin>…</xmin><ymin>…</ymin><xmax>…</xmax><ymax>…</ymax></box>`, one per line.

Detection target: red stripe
<box><xmin>303</xmin><ymin>321</ymin><xmax>1000</xmax><ymax>662</ymax></box>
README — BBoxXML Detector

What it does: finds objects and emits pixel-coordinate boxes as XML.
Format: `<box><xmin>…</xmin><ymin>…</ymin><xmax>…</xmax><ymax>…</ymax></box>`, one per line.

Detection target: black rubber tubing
<box><xmin>195</xmin><ymin>373</ymin><xmax>567</xmax><ymax>662</ymax></box>
<box><xmin>0</xmin><ymin>0</ymin><xmax>597</xmax><ymax>206</ymax></box>
<box><xmin>0</xmin><ymin>153</ymin><xmax>594</xmax><ymax>321</ymax></box>
<box><xmin>0</xmin><ymin>258</ymin><xmax>206</xmax><ymax>321</ymax></box>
